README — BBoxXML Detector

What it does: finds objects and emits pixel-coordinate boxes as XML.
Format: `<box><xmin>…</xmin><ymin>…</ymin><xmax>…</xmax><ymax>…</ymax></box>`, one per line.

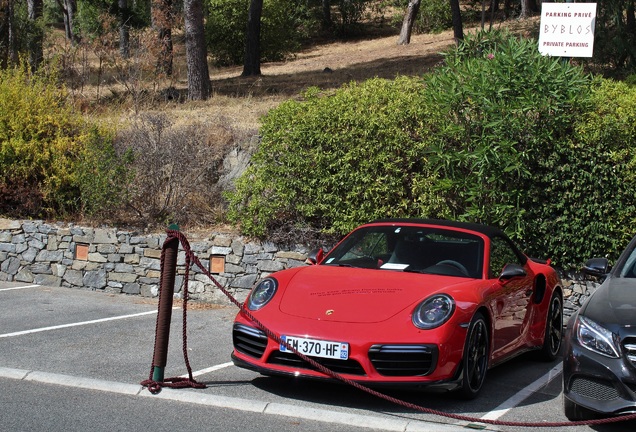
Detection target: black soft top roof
<box><xmin>367</xmin><ymin>218</ymin><xmax>507</xmax><ymax>240</ymax></box>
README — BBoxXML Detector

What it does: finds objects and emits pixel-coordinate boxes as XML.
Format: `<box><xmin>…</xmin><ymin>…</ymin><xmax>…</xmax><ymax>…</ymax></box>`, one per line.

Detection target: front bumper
<box><xmin>231</xmin><ymin>321</ymin><xmax>464</xmax><ymax>391</ymax></box>
<box><xmin>562</xmin><ymin>335</ymin><xmax>636</xmax><ymax>415</ymax></box>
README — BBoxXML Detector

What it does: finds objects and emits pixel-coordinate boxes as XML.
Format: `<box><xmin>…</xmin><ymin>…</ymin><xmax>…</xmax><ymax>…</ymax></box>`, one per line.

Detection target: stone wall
<box><xmin>0</xmin><ymin>218</ymin><xmax>596</xmax><ymax>319</ymax></box>
<box><xmin>0</xmin><ymin>218</ymin><xmax>309</xmax><ymax>305</ymax></box>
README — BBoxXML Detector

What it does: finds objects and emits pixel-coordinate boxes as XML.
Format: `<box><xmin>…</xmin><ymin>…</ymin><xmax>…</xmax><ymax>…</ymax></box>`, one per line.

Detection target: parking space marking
<box><xmin>480</xmin><ymin>363</ymin><xmax>563</xmax><ymax>421</ymax></box>
<box><xmin>0</xmin><ymin>284</ymin><xmax>41</xmax><ymax>291</ymax></box>
<box><xmin>0</xmin><ymin>309</ymin><xmax>178</xmax><ymax>339</ymax></box>
<box><xmin>180</xmin><ymin>362</ymin><xmax>234</xmax><ymax>378</ymax></box>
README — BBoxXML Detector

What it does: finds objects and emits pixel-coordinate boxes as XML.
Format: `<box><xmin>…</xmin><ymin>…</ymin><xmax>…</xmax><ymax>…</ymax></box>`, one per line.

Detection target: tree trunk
<box><xmin>152</xmin><ymin>0</ymin><xmax>173</xmax><ymax>76</ymax></box>
<box><xmin>0</xmin><ymin>0</ymin><xmax>11</xmax><ymax>68</ymax></box>
<box><xmin>519</xmin><ymin>0</ymin><xmax>529</xmax><ymax>19</ymax></box>
<box><xmin>322</xmin><ymin>0</ymin><xmax>332</xmax><ymax>29</ymax></box>
<box><xmin>119</xmin><ymin>0</ymin><xmax>130</xmax><ymax>58</ymax></box>
<box><xmin>397</xmin><ymin>0</ymin><xmax>421</xmax><ymax>45</ymax></box>
<box><xmin>58</xmin><ymin>0</ymin><xmax>78</xmax><ymax>44</ymax></box>
<box><xmin>449</xmin><ymin>0</ymin><xmax>463</xmax><ymax>44</ymax></box>
<box><xmin>183</xmin><ymin>0</ymin><xmax>211</xmax><ymax>100</ymax></box>
<box><xmin>242</xmin><ymin>0</ymin><xmax>263</xmax><ymax>76</ymax></box>
<box><xmin>27</xmin><ymin>0</ymin><xmax>43</xmax><ymax>71</ymax></box>
<box><xmin>520</xmin><ymin>0</ymin><xmax>539</xmax><ymax>19</ymax></box>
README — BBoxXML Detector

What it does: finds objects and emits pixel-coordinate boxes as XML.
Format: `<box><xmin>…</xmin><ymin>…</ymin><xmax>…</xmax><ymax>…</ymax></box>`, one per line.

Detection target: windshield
<box><xmin>616</xmin><ymin>240</ymin><xmax>636</xmax><ymax>278</ymax></box>
<box><xmin>323</xmin><ymin>225</ymin><xmax>484</xmax><ymax>278</ymax></box>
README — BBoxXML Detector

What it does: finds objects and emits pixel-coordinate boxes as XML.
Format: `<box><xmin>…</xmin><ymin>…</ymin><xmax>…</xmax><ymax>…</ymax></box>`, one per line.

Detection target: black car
<box><xmin>562</xmin><ymin>236</ymin><xmax>636</xmax><ymax>420</ymax></box>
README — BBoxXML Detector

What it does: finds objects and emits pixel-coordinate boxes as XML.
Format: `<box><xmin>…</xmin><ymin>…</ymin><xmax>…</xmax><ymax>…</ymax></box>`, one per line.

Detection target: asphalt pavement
<box><xmin>2</xmin><ymin>281</ymin><xmax>635</xmax><ymax>432</ymax></box>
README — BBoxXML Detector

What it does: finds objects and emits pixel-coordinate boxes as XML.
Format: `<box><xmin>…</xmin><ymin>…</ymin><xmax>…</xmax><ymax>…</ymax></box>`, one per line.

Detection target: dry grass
<box><xmin>52</xmin><ymin>14</ymin><xmax>538</xmax><ymax>232</ymax></box>
<box><xmin>60</xmin><ymin>13</ymin><xmax>539</xmax><ymax>134</ymax></box>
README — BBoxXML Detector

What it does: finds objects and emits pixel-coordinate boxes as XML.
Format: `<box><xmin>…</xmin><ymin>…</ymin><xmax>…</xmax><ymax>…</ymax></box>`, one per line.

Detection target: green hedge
<box><xmin>225</xmin><ymin>78</ymin><xmax>450</xmax><ymax>237</ymax></box>
<box><xmin>226</xmin><ymin>30</ymin><xmax>636</xmax><ymax>269</ymax></box>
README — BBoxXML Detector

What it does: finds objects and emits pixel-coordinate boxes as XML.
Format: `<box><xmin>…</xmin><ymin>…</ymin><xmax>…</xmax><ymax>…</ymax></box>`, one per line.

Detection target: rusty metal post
<box><xmin>151</xmin><ymin>230</ymin><xmax>179</xmax><ymax>382</ymax></box>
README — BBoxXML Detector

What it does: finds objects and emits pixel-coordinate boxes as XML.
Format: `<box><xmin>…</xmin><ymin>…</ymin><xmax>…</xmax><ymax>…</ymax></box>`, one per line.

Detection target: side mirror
<box><xmin>582</xmin><ymin>257</ymin><xmax>610</xmax><ymax>277</ymax></box>
<box><xmin>306</xmin><ymin>248</ymin><xmax>324</xmax><ymax>265</ymax></box>
<box><xmin>499</xmin><ymin>263</ymin><xmax>527</xmax><ymax>282</ymax></box>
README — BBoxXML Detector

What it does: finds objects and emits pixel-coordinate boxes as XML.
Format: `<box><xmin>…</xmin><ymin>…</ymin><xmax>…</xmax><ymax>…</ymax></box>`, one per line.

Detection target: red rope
<box><xmin>145</xmin><ymin>230</ymin><xmax>636</xmax><ymax>427</ymax></box>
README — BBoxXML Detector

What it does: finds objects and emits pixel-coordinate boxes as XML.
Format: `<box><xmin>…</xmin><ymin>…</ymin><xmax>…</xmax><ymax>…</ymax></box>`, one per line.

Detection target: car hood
<box><xmin>278</xmin><ymin>265</ymin><xmax>469</xmax><ymax>323</ymax></box>
<box><xmin>583</xmin><ymin>277</ymin><xmax>636</xmax><ymax>326</ymax></box>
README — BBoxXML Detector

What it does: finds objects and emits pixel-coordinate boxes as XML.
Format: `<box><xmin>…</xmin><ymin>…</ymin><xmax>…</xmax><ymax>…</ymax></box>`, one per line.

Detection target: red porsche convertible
<box><xmin>231</xmin><ymin>219</ymin><xmax>563</xmax><ymax>398</ymax></box>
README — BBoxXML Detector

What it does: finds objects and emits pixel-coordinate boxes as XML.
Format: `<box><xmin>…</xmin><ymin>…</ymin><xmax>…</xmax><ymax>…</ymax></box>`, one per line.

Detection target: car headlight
<box><xmin>412</xmin><ymin>294</ymin><xmax>455</xmax><ymax>329</ymax></box>
<box><xmin>247</xmin><ymin>278</ymin><xmax>278</xmax><ymax>310</ymax></box>
<box><xmin>575</xmin><ymin>315</ymin><xmax>621</xmax><ymax>358</ymax></box>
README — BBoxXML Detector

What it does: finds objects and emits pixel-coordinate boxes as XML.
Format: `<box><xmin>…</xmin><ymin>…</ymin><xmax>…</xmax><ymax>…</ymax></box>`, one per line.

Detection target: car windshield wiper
<box><xmin>401</xmin><ymin>267</ymin><xmax>430</xmax><ymax>274</ymax></box>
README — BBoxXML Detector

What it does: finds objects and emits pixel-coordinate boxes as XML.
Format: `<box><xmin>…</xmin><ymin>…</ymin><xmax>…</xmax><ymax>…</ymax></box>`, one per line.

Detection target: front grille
<box><xmin>623</xmin><ymin>339</ymin><xmax>636</xmax><ymax>367</ymax></box>
<box><xmin>233</xmin><ymin>323</ymin><xmax>268</xmax><ymax>359</ymax></box>
<box><xmin>368</xmin><ymin>344</ymin><xmax>437</xmax><ymax>377</ymax></box>
<box><xmin>570</xmin><ymin>377</ymin><xmax>620</xmax><ymax>401</ymax></box>
<box><xmin>267</xmin><ymin>351</ymin><xmax>366</xmax><ymax>376</ymax></box>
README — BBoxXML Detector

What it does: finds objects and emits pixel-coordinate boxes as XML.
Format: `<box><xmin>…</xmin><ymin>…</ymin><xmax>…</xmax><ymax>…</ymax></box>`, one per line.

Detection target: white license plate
<box><xmin>280</xmin><ymin>335</ymin><xmax>349</xmax><ymax>360</ymax></box>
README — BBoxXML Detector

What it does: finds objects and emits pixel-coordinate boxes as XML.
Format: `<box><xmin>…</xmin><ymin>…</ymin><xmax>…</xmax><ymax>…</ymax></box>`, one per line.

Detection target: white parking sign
<box><xmin>538</xmin><ymin>3</ymin><xmax>597</xmax><ymax>58</ymax></box>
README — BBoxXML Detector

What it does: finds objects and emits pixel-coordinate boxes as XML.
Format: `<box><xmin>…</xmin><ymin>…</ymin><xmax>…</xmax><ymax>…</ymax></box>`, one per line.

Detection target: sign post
<box><xmin>538</xmin><ymin>3</ymin><xmax>597</xmax><ymax>58</ymax></box>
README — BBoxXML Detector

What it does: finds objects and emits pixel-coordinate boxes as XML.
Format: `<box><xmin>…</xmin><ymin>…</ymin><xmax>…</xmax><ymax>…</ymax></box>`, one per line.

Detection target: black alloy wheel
<box><xmin>540</xmin><ymin>293</ymin><xmax>563</xmax><ymax>361</ymax></box>
<box><xmin>459</xmin><ymin>312</ymin><xmax>489</xmax><ymax>399</ymax></box>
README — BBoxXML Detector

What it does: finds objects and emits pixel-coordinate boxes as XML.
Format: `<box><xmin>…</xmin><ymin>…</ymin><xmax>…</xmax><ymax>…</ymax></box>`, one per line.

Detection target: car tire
<box><xmin>458</xmin><ymin>311</ymin><xmax>489</xmax><ymax>399</ymax></box>
<box><xmin>539</xmin><ymin>293</ymin><xmax>563</xmax><ymax>361</ymax></box>
<box><xmin>563</xmin><ymin>396</ymin><xmax>598</xmax><ymax>421</ymax></box>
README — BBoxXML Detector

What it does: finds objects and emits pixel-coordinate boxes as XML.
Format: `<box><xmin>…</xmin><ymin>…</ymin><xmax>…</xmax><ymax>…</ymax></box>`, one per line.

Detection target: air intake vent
<box><xmin>233</xmin><ymin>323</ymin><xmax>268</xmax><ymax>359</ymax></box>
<box><xmin>570</xmin><ymin>377</ymin><xmax>620</xmax><ymax>401</ymax></box>
<box><xmin>267</xmin><ymin>351</ymin><xmax>366</xmax><ymax>375</ymax></box>
<box><xmin>368</xmin><ymin>344</ymin><xmax>437</xmax><ymax>376</ymax></box>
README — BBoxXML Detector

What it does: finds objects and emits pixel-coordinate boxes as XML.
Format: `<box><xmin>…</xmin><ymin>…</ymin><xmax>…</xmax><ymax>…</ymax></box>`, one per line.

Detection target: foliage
<box><xmin>205</xmin><ymin>0</ymin><xmax>312</xmax><ymax>66</ymax></box>
<box><xmin>425</xmin><ymin>31</ymin><xmax>592</xmax><ymax>224</ymax></box>
<box><xmin>419</xmin><ymin>30</ymin><xmax>600</xmax><ymax>268</ymax></box>
<box><xmin>592</xmin><ymin>0</ymin><xmax>636</xmax><ymax>72</ymax></box>
<box><xmin>334</xmin><ymin>0</ymin><xmax>370</xmax><ymax>32</ymax></box>
<box><xmin>225</xmin><ymin>77</ymin><xmax>451</xmax><ymax>238</ymax></box>
<box><xmin>416</xmin><ymin>0</ymin><xmax>452</xmax><ymax>34</ymax></box>
<box><xmin>74</xmin><ymin>0</ymin><xmax>150</xmax><ymax>39</ymax></box>
<box><xmin>0</xmin><ymin>62</ymin><xmax>126</xmax><ymax>218</ymax></box>
<box><xmin>0</xmin><ymin>63</ymin><xmax>81</xmax><ymax>216</ymax></box>
<box><xmin>228</xmin><ymin>30</ymin><xmax>636</xmax><ymax>269</ymax></box>
<box><xmin>529</xmin><ymin>79</ymin><xmax>636</xmax><ymax>267</ymax></box>
<box><xmin>115</xmin><ymin>113</ymin><xmax>241</xmax><ymax>227</ymax></box>
<box><xmin>77</xmin><ymin>128</ymin><xmax>134</xmax><ymax>218</ymax></box>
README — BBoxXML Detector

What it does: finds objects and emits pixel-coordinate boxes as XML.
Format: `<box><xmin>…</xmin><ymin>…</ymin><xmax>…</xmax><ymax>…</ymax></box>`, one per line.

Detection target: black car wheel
<box><xmin>459</xmin><ymin>312</ymin><xmax>489</xmax><ymax>399</ymax></box>
<box><xmin>563</xmin><ymin>396</ymin><xmax>598</xmax><ymax>421</ymax></box>
<box><xmin>540</xmin><ymin>293</ymin><xmax>563</xmax><ymax>361</ymax></box>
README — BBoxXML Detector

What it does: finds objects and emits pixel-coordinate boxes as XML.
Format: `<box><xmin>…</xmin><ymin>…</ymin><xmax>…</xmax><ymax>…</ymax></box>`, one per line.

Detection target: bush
<box><xmin>225</xmin><ymin>77</ymin><xmax>450</xmax><ymax>238</ymax></box>
<box><xmin>417</xmin><ymin>0</ymin><xmax>452</xmax><ymax>33</ymax></box>
<box><xmin>421</xmin><ymin>30</ymin><xmax>594</xmax><ymax>267</ymax></box>
<box><xmin>0</xmin><ymin>63</ymin><xmax>82</xmax><ymax>217</ymax></box>
<box><xmin>0</xmin><ymin>63</ymin><xmax>130</xmax><ymax>219</ymax></box>
<box><xmin>115</xmin><ymin>113</ymin><xmax>241</xmax><ymax>228</ymax></box>
<box><xmin>430</xmin><ymin>32</ymin><xmax>636</xmax><ymax>267</ymax></box>
<box><xmin>525</xmin><ymin>79</ymin><xmax>636</xmax><ymax>267</ymax></box>
<box><xmin>227</xmin><ymin>30</ymin><xmax>636</xmax><ymax>269</ymax></box>
<box><xmin>77</xmin><ymin>128</ymin><xmax>134</xmax><ymax>219</ymax></box>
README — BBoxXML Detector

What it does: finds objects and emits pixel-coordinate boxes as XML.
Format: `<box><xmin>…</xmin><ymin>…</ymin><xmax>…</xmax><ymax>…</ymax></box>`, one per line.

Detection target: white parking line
<box><xmin>180</xmin><ymin>362</ymin><xmax>234</xmax><ymax>378</ymax></box>
<box><xmin>0</xmin><ymin>284</ymin><xmax>41</xmax><ymax>291</ymax></box>
<box><xmin>0</xmin><ymin>309</ymin><xmax>176</xmax><ymax>339</ymax></box>
<box><xmin>480</xmin><ymin>363</ymin><xmax>563</xmax><ymax>421</ymax></box>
